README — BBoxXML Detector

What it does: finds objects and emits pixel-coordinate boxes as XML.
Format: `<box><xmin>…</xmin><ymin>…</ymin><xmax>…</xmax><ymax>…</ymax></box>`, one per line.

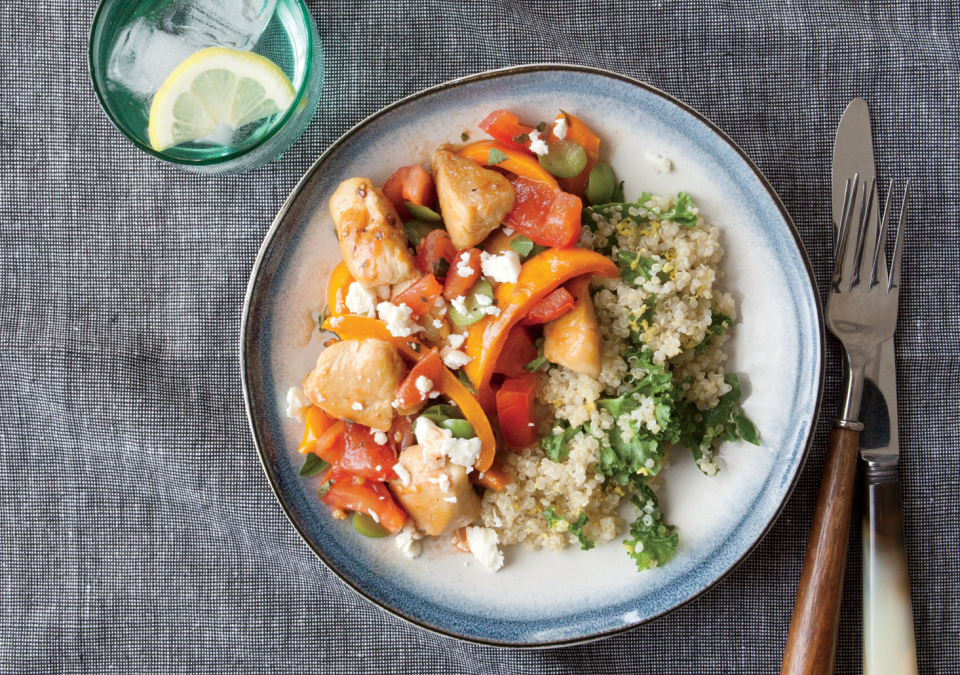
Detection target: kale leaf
<box><xmin>694</xmin><ymin>311</ymin><xmax>732</xmax><ymax>354</ymax></box>
<box><xmin>658</xmin><ymin>191</ymin><xmax>699</xmax><ymax>228</ymax></box>
<box><xmin>541</xmin><ymin>421</ymin><xmax>581</xmax><ymax>462</ymax></box>
<box><xmin>617</xmin><ymin>251</ymin><xmax>657</xmax><ymax>286</ymax></box>
<box><xmin>542</xmin><ymin>507</ymin><xmax>595</xmax><ymax>551</ymax></box>
<box><xmin>625</xmin><ymin>479</ymin><xmax>679</xmax><ymax>570</ymax></box>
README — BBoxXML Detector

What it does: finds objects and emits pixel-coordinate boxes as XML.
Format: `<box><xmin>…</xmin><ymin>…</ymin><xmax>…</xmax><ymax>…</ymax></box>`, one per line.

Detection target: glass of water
<box><xmin>89</xmin><ymin>0</ymin><xmax>323</xmax><ymax>174</ymax></box>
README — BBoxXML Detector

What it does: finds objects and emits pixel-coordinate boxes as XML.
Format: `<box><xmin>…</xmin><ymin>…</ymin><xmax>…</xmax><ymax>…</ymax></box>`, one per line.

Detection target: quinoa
<box><xmin>480</xmin><ymin>193</ymin><xmax>737</xmax><ymax>551</ymax></box>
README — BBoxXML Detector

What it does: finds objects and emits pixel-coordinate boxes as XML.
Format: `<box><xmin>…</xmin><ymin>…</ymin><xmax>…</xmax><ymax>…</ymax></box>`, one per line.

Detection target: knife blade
<box><xmin>831</xmin><ymin>97</ymin><xmax>917</xmax><ymax>675</ymax></box>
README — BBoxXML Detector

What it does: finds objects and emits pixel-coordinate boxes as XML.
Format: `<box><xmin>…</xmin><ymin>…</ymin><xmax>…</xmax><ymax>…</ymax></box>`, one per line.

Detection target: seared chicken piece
<box><xmin>431</xmin><ymin>149</ymin><xmax>515</xmax><ymax>250</ymax></box>
<box><xmin>543</xmin><ymin>274</ymin><xmax>603</xmax><ymax>377</ymax></box>
<box><xmin>388</xmin><ymin>445</ymin><xmax>481</xmax><ymax>536</ymax></box>
<box><xmin>329</xmin><ymin>177</ymin><xmax>420</xmax><ymax>287</ymax></box>
<box><xmin>301</xmin><ymin>338</ymin><xmax>406</xmax><ymax>431</ymax></box>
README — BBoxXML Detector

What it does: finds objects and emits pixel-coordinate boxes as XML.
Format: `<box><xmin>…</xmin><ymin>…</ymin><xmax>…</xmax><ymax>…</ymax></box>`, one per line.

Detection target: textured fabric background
<box><xmin>1</xmin><ymin>0</ymin><xmax>957</xmax><ymax>672</ymax></box>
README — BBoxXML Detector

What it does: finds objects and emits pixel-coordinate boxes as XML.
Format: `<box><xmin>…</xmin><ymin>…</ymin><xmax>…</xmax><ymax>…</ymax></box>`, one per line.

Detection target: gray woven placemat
<box><xmin>1</xmin><ymin>1</ymin><xmax>957</xmax><ymax>672</ymax></box>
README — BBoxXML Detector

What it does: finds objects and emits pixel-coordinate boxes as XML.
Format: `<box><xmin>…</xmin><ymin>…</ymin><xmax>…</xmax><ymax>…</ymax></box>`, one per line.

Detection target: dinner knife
<box><xmin>832</xmin><ymin>98</ymin><xmax>918</xmax><ymax>675</ymax></box>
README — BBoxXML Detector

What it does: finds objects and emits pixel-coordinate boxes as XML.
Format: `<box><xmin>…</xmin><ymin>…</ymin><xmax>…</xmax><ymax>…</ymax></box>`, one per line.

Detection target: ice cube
<box><xmin>107</xmin><ymin>17</ymin><xmax>197</xmax><ymax>97</ymax></box>
<box><xmin>163</xmin><ymin>0</ymin><xmax>279</xmax><ymax>51</ymax></box>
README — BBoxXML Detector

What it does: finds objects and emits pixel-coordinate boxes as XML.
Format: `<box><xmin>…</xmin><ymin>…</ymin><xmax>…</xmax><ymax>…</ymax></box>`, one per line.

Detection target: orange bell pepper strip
<box><xmin>458</xmin><ymin>141</ymin><xmax>559</xmax><ymax>189</ymax></box>
<box><xmin>320</xmin><ymin>314</ymin><xmax>495</xmax><ymax>472</ymax></box>
<box><xmin>322</xmin><ymin>315</ymin><xmax>422</xmax><ymax>362</ymax></box>
<box><xmin>461</xmin><ymin>249</ymin><xmax>619</xmax><ymax>408</ymax></box>
<box><xmin>439</xmin><ymin>366</ymin><xmax>497</xmax><ymax>473</ymax></box>
<box><xmin>549</xmin><ymin>111</ymin><xmax>600</xmax><ymax>198</ymax></box>
<box><xmin>471</xmin><ymin>455</ymin><xmax>512</xmax><ymax>491</ymax></box>
<box><xmin>298</xmin><ymin>406</ymin><xmax>337</xmax><ymax>454</ymax></box>
<box><xmin>326</xmin><ymin>262</ymin><xmax>355</xmax><ymax>318</ymax></box>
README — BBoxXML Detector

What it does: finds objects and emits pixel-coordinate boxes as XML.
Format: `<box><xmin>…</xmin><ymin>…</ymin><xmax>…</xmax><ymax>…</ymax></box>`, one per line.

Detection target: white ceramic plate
<box><xmin>241</xmin><ymin>65</ymin><xmax>824</xmax><ymax>646</ymax></box>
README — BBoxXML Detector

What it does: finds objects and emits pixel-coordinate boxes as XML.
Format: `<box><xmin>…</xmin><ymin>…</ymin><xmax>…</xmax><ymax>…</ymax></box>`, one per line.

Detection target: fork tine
<box><xmin>869</xmin><ymin>179</ymin><xmax>895</xmax><ymax>289</ymax></box>
<box><xmin>840</xmin><ymin>176</ymin><xmax>865</xmax><ymax>290</ymax></box>
<box><xmin>851</xmin><ymin>176</ymin><xmax>877</xmax><ymax>289</ymax></box>
<box><xmin>833</xmin><ymin>174</ymin><xmax>858</xmax><ymax>290</ymax></box>
<box><xmin>886</xmin><ymin>179</ymin><xmax>910</xmax><ymax>294</ymax></box>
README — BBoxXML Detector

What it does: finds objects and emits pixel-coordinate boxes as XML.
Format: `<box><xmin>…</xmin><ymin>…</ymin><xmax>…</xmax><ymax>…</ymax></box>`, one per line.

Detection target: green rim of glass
<box><xmin>87</xmin><ymin>0</ymin><xmax>316</xmax><ymax>166</ymax></box>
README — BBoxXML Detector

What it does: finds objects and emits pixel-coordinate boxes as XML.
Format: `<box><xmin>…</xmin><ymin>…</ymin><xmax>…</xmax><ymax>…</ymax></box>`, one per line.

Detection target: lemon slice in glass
<box><xmin>148</xmin><ymin>47</ymin><xmax>296</xmax><ymax>152</ymax></box>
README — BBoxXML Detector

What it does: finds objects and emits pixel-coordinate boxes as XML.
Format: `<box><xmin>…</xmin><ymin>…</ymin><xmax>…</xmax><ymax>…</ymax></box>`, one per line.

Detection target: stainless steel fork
<box><xmin>781</xmin><ymin>175</ymin><xmax>910</xmax><ymax>675</ymax></box>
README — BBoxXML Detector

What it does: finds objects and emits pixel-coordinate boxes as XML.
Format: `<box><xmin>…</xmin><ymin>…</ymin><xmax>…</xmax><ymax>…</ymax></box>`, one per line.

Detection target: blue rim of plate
<box><xmin>240</xmin><ymin>64</ymin><xmax>826</xmax><ymax>648</ymax></box>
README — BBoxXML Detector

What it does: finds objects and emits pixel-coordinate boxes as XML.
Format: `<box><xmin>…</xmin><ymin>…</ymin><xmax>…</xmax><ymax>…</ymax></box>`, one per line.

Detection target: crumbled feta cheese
<box><xmin>646</xmin><ymin>152</ymin><xmax>672</xmax><ymax>174</ymax></box>
<box><xmin>328</xmin><ymin>316</ymin><xmax>344</xmax><ymax>328</ymax></box>
<box><xmin>483</xmin><ymin>306</ymin><xmax>501</xmax><ymax>317</ymax></box>
<box><xmin>373</xmin><ymin>431</ymin><xmax>388</xmax><ymax>445</ymax></box>
<box><xmin>376</xmin><ymin>285</ymin><xmax>392</xmax><ymax>300</ymax></box>
<box><xmin>480</xmin><ymin>250</ymin><xmax>522</xmax><ymax>284</ymax></box>
<box><xmin>375</xmin><ymin>465</ymin><xmax>382</xmax><ymax>472</ymax></box>
<box><xmin>428</xmin><ymin>391</ymin><xmax>441</xmax><ymax>399</ymax></box>
<box><xmin>441</xmin><ymin>348</ymin><xmax>472</xmax><ymax>370</ymax></box>
<box><xmin>284</xmin><ymin>386</ymin><xmax>311</xmax><ymax>422</ymax></box>
<box><xmin>450</xmin><ymin>295</ymin><xmax>468</xmax><ymax>316</ymax></box>
<box><xmin>528</xmin><ymin>129</ymin><xmax>549</xmax><ymax>156</ymax></box>
<box><xmin>377</xmin><ymin>301</ymin><xmax>423</xmax><ymax>338</ymax></box>
<box><xmin>466</xmin><ymin>526</ymin><xmax>504</xmax><ymax>573</ymax></box>
<box><xmin>414</xmin><ymin>417</ymin><xmax>482</xmax><ymax>469</ymax></box>
<box><xmin>367</xmin><ymin>509</ymin><xmax>380</xmax><ymax>524</ymax></box>
<box><xmin>456</xmin><ymin>251</ymin><xmax>475</xmax><ymax>278</ymax></box>
<box><xmin>476</xmin><ymin>294</ymin><xmax>492</xmax><ymax>306</ymax></box>
<box><xmin>396</xmin><ymin>521</ymin><xmax>422</xmax><ymax>560</ymax></box>
<box><xmin>415</xmin><ymin>376</ymin><xmax>434</xmax><ymax>398</ymax></box>
<box><xmin>433</xmin><ymin>319</ymin><xmax>443</xmax><ymax>329</ymax></box>
<box><xmin>351</xmin><ymin>401</ymin><xmax>363</xmax><ymax>411</ymax></box>
<box><xmin>502</xmin><ymin>226</ymin><xmax>514</xmax><ymax>236</ymax></box>
<box><xmin>443</xmin><ymin>496</ymin><xmax>458</xmax><ymax>503</ymax></box>
<box><xmin>447</xmin><ymin>333</ymin><xmax>466</xmax><ymax>349</ymax></box>
<box><xmin>345</xmin><ymin>282</ymin><xmax>378</xmax><ymax>317</ymax></box>
<box><xmin>393</xmin><ymin>462</ymin><xmax>411</xmax><ymax>487</ymax></box>
<box><xmin>553</xmin><ymin>116</ymin><xmax>568</xmax><ymax>141</ymax></box>
<box><xmin>438</xmin><ymin>474</ymin><xmax>451</xmax><ymax>493</ymax></box>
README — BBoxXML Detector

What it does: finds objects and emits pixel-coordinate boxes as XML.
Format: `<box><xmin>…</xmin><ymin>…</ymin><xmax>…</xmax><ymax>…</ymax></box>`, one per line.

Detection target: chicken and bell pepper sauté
<box><xmin>287</xmin><ymin>109</ymin><xmax>759</xmax><ymax>573</ymax></box>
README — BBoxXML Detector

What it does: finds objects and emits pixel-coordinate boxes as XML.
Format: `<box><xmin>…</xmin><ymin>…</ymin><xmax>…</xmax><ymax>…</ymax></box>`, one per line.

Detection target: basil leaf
<box><xmin>457</xmin><ymin>370</ymin><xmax>477</xmax><ymax>394</ymax></box>
<box><xmin>488</xmin><ymin>148</ymin><xmax>509</xmax><ymax>165</ymax></box>
<box><xmin>404</xmin><ymin>202</ymin><xmax>442</xmax><ymax>222</ymax></box>
<box><xmin>300</xmin><ymin>453</ymin><xmax>330</xmax><ymax>477</ymax></box>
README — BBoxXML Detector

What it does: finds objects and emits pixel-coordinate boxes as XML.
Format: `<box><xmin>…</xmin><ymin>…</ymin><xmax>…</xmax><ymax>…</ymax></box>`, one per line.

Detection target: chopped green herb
<box><xmin>524</xmin><ymin>336</ymin><xmax>548</xmax><ymax>372</ymax></box>
<box><xmin>431</xmin><ymin>257</ymin><xmax>450</xmax><ymax>278</ymax></box>
<box><xmin>461</xmin><ymin>132</ymin><xmax>469</xmax><ymax>142</ymax></box>
<box><xmin>316</xmin><ymin>479</ymin><xmax>334</xmax><ymax>500</ymax></box>
<box><xmin>510</xmin><ymin>235</ymin><xmax>549</xmax><ymax>262</ymax></box>
<box><xmin>300</xmin><ymin>453</ymin><xmax>330</xmax><ymax>477</ymax></box>
<box><xmin>617</xmin><ymin>251</ymin><xmax>657</xmax><ymax>286</ymax></box>
<box><xmin>457</xmin><ymin>370</ymin><xmax>477</xmax><ymax>394</ymax></box>
<box><xmin>513</xmin><ymin>133</ymin><xmax>531</xmax><ymax>145</ymax></box>
<box><xmin>541</xmin><ymin>421</ymin><xmax>580</xmax><ymax>462</ymax></box>
<box><xmin>694</xmin><ymin>312</ymin><xmax>732</xmax><ymax>354</ymax></box>
<box><xmin>536</xmin><ymin>121</ymin><xmax>547</xmax><ymax>132</ymax></box>
<box><xmin>542</xmin><ymin>507</ymin><xmax>565</xmax><ymax>529</ymax></box>
<box><xmin>541</xmin><ymin>508</ymin><xmax>594</xmax><ymax>550</ymax></box>
<box><xmin>488</xmin><ymin>148</ymin><xmax>510</xmax><ymax>165</ymax></box>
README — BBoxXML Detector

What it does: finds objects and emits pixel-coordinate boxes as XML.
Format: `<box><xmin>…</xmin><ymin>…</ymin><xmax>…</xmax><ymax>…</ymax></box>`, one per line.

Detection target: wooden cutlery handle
<box><xmin>780</xmin><ymin>426</ymin><xmax>860</xmax><ymax>675</ymax></box>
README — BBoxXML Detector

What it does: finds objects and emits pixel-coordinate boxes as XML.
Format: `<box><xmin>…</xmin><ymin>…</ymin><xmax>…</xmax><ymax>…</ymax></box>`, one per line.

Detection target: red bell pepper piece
<box><xmin>394</xmin><ymin>348</ymin><xmax>443</xmax><ymax>408</ymax></box>
<box><xmin>496</xmin><ymin>373</ymin><xmax>539</xmax><ymax>450</ymax></box>
<box><xmin>470</xmin><ymin>455</ymin><xmax>512</xmax><ymax>491</ymax></box>
<box><xmin>416</xmin><ymin>229</ymin><xmax>458</xmax><ymax>279</ymax></box>
<box><xmin>392</xmin><ymin>274</ymin><xmax>443</xmax><ymax>317</ymax></box>
<box><xmin>478</xmin><ymin>110</ymin><xmax>537</xmax><ymax>154</ymax></box>
<box><xmin>321</xmin><ymin>468</ymin><xmax>407</xmax><ymax>534</ymax></box>
<box><xmin>494</xmin><ymin>325</ymin><xmax>538</xmax><ymax>378</ymax></box>
<box><xmin>382</xmin><ymin>165</ymin><xmax>436</xmax><ymax>220</ymax></box>
<box><xmin>504</xmin><ymin>176</ymin><xmax>582</xmax><ymax>249</ymax></box>
<box><xmin>339</xmin><ymin>423</ymin><xmax>398</xmax><ymax>482</ymax></box>
<box><xmin>520</xmin><ymin>287</ymin><xmax>575</xmax><ymax>325</ymax></box>
<box><xmin>442</xmin><ymin>248</ymin><xmax>482</xmax><ymax>300</ymax></box>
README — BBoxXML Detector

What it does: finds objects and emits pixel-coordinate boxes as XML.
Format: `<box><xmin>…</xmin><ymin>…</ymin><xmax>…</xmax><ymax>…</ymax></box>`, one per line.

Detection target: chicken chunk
<box><xmin>388</xmin><ymin>445</ymin><xmax>481</xmax><ymax>536</ymax></box>
<box><xmin>329</xmin><ymin>177</ymin><xmax>420</xmax><ymax>287</ymax></box>
<box><xmin>543</xmin><ymin>274</ymin><xmax>603</xmax><ymax>377</ymax></box>
<box><xmin>431</xmin><ymin>148</ymin><xmax>515</xmax><ymax>250</ymax></box>
<box><xmin>301</xmin><ymin>338</ymin><xmax>406</xmax><ymax>431</ymax></box>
